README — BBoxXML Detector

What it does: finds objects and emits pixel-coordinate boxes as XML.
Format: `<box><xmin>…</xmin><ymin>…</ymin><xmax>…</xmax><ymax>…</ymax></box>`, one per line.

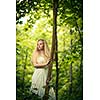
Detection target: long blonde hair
<box><xmin>33</xmin><ymin>39</ymin><xmax>51</xmax><ymax>60</ymax></box>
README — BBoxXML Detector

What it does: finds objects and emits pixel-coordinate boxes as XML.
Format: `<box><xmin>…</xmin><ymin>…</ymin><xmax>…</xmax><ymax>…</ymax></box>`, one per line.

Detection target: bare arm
<box><xmin>34</xmin><ymin>60</ymin><xmax>50</xmax><ymax>68</ymax></box>
<box><xmin>34</xmin><ymin>63</ymin><xmax>47</xmax><ymax>68</ymax></box>
<box><xmin>31</xmin><ymin>51</ymin><xmax>51</xmax><ymax>68</ymax></box>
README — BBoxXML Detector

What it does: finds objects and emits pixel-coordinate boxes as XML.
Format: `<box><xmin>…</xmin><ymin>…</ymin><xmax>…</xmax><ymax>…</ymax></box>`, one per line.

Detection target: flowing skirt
<box><xmin>30</xmin><ymin>67</ymin><xmax>55</xmax><ymax>100</ymax></box>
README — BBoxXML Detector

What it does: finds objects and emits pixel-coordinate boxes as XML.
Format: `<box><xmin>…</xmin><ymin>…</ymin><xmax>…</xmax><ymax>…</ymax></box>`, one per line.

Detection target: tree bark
<box><xmin>43</xmin><ymin>0</ymin><xmax>58</xmax><ymax>100</ymax></box>
<box><xmin>55</xmin><ymin>1</ymin><xmax>58</xmax><ymax>99</ymax></box>
<box><xmin>69</xmin><ymin>29</ymin><xmax>73</xmax><ymax>95</ymax></box>
<box><xmin>22</xmin><ymin>48</ymin><xmax>28</xmax><ymax>100</ymax></box>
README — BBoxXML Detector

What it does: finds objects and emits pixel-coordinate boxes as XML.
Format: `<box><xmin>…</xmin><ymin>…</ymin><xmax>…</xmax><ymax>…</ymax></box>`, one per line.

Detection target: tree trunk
<box><xmin>69</xmin><ymin>62</ymin><xmax>72</xmax><ymax>94</ymax></box>
<box><xmin>53</xmin><ymin>0</ymin><xmax>58</xmax><ymax>100</ymax></box>
<box><xmin>22</xmin><ymin>48</ymin><xmax>28</xmax><ymax>100</ymax></box>
<box><xmin>43</xmin><ymin>0</ymin><xmax>58</xmax><ymax>100</ymax></box>
<box><xmin>75</xmin><ymin>21</ymin><xmax>83</xmax><ymax>78</ymax></box>
<box><xmin>69</xmin><ymin>29</ymin><xmax>73</xmax><ymax>95</ymax></box>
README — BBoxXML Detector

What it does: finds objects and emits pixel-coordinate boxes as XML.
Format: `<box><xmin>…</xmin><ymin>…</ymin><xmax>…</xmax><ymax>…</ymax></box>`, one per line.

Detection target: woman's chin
<box><xmin>38</xmin><ymin>48</ymin><xmax>41</xmax><ymax>50</ymax></box>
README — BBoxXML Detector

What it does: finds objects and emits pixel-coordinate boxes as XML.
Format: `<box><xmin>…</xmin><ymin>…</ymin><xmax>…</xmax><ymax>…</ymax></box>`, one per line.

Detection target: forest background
<box><xmin>16</xmin><ymin>0</ymin><xmax>83</xmax><ymax>100</ymax></box>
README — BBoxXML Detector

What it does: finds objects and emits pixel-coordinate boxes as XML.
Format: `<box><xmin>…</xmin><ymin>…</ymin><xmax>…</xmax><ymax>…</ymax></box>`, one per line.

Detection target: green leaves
<box><xmin>16</xmin><ymin>0</ymin><xmax>83</xmax><ymax>99</ymax></box>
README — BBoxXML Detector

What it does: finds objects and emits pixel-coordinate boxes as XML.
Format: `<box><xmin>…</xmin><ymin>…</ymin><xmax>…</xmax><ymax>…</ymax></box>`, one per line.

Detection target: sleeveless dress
<box><xmin>30</xmin><ymin>55</ymin><xmax>55</xmax><ymax>100</ymax></box>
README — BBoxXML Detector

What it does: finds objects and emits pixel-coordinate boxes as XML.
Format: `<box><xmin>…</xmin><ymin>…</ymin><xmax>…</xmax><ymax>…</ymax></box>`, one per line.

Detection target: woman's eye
<box><xmin>40</xmin><ymin>43</ymin><xmax>42</xmax><ymax>45</ymax></box>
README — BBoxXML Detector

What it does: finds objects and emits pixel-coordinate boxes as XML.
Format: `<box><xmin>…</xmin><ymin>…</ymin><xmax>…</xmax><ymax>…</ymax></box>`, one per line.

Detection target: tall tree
<box><xmin>69</xmin><ymin>29</ymin><xmax>73</xmax><ymax>96</ymax></box>
<box><xmin>43</xmin><ymin>0</ymin><xmax>58</xmax><ymax>100</ymax></box>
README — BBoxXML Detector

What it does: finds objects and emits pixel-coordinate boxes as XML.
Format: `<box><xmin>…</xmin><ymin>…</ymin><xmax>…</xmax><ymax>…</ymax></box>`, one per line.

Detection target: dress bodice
<box><xmin>37</xmin><ymin>55</ymin><xmax>47</xmax><ymax>64</ymax></box>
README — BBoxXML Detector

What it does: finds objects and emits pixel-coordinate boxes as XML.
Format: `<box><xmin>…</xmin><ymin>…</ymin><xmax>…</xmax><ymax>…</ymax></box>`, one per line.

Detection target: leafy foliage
<box><xmin>16</xmin><ymin>0</ymin><xmax>83</xmax><ymax>100</ymax></box>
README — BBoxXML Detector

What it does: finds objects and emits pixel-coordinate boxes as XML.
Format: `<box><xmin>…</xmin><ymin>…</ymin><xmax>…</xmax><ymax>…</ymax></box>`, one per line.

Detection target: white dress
<box><xmin>30</xmin><ymin>55</ymin><xmax>55</xmax><ymax>100</ymax></box>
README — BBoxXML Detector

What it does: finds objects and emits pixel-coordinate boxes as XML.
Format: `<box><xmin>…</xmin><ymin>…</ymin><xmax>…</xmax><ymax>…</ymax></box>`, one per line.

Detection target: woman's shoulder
<box><xmin>32</xmin><ymin>50</ymin><xmax>38</xmax><ymax>56</ymax></box>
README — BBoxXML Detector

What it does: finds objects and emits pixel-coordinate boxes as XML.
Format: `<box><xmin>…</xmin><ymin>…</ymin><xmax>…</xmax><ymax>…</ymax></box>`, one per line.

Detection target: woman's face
<box><xmin>37</xmin><ymin>40</ymin><xmax>44</xmax><ymax>51</ymax></box>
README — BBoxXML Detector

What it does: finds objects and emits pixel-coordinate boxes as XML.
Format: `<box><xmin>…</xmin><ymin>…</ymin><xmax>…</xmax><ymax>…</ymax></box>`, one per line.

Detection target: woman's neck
<box><xmin>38</xmin><ymin>50</ymin><xmax>44</xmax><ymax>55</ymax></box>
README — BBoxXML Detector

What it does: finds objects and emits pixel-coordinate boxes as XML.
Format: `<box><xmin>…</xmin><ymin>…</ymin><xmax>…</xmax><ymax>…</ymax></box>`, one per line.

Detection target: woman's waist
<box><xmin>34</xmin><ymin>66</ymin><xmax>48</xmax><ymax>69</ymax></box>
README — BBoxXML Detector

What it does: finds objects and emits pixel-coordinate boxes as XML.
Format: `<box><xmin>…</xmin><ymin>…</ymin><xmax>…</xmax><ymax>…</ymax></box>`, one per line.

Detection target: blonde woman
<box><xmin>30</xmin><ymin>39</ymin><xmax>55</xmax><ymax>100</ymax></box>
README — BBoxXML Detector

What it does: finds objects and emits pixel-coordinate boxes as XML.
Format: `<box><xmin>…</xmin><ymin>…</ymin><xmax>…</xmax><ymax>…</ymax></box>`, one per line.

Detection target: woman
<box><xmin>30</xmin><ymin>39</ymin><xmax>55</xmax><ymax>100</ymax></box>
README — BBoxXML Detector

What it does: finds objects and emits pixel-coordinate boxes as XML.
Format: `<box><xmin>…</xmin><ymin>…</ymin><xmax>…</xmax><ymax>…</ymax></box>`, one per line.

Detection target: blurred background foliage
<box><xmin>16</xmin><ymin>0</ymin><xmax>83</xmax><ymax>100</ymax></box>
